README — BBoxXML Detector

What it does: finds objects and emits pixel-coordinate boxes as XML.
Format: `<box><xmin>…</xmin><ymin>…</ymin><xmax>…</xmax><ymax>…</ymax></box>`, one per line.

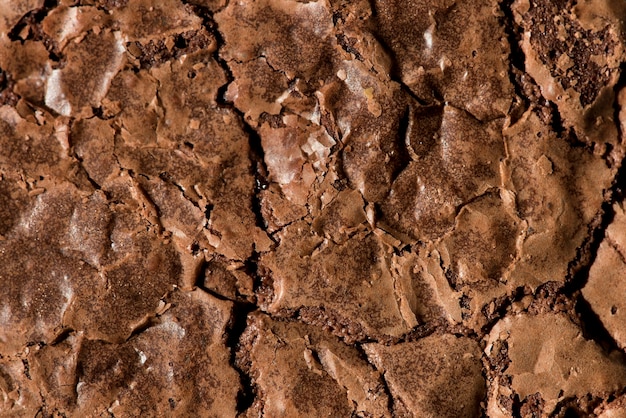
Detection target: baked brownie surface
<box><xmin>1</xmin><ymin>0</ymin><xmax>626</xmax><ymax>417</ymax></box>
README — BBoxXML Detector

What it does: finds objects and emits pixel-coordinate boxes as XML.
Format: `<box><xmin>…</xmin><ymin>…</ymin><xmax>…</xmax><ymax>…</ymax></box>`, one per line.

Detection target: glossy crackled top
<box><xmin>1</xmin><ymin>0</ymin><xmax>626</xmax><ymax>417</ymax></box>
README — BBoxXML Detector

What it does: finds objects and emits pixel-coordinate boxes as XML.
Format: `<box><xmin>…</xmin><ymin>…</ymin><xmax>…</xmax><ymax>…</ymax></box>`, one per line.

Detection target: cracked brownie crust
<box><xmin>1</xmin><ymin>0</ymin><xmax>626</xmax><ymax>417</ymax></box>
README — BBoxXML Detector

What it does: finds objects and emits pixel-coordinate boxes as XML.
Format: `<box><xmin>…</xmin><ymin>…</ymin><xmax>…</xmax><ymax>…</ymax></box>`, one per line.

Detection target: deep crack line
<box><xmin>187</xmin><ymin>3</ymin><xmax>273</xmax><ymax>233</ymax></box>
<box><xmin>226</xmin><ymin>303</ymin><xmax>257</xmax><ymax>415</ymax></box>
<box><xmin>557</xmin><ymin>63</ymin><xmax>626</xmax><ymax>359</ymax></box>
<box><xmin>180</xmin><ymin>8</ymin><xmax>274</xmax><ymax>414</ymax></box>
<box><xmin>500</xmin><ymin>0</ymin><xmax>532</xmax><ymax>120</ymax></box>
<box><xmin>353</xmin><ymin>342</ymin><xmax>397</xmax><ymax>415</ymax></box>
<box><xmin>499</xmin><ymin>0</ymin><xmax>626</xmax><ymax>360</ymax></box>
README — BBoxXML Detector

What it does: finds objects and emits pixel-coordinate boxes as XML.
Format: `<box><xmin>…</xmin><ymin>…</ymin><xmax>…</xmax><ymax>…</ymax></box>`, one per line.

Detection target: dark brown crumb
<box><xmin>297</xmin><ymin>306</ymin><xmax>369</xmax><ymax>344</ymax></box>
<box><xmin>523</xmin><ymin>0</ymin><xmax>616</xmax><ymax>107</ymax></box>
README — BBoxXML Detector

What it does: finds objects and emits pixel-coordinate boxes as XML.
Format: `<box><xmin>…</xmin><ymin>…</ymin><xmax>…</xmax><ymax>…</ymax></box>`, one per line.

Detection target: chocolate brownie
<box><xmin>1</xmin><ymin>0</ymin><xmax>626</xmax><ymax>417</ymax></box>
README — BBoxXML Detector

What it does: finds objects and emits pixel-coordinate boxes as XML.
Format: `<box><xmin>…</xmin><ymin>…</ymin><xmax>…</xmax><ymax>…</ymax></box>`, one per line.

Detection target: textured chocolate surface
<box><xmin>364</xmin><ymin>334</ymin><xmax>485</xmax><ymax>417</ymax></box>
<box><xmin>1</xmin><ymin>0</ymin><xmax>626</xmax><ymax>417</ymax></box>
<box><xmin>238</xmin><ymin>312</ymin><xmax>390</xmax><ymax>417</ymax></box>
<box><xmin>486</xmin><ymin>313</ymin><xmax>626</xmax><ymax>416</ymax></box>
<box><xmin>584</xmin><ymin>202</ymin><xmax>626</xmax><ymax>351</ymax></box>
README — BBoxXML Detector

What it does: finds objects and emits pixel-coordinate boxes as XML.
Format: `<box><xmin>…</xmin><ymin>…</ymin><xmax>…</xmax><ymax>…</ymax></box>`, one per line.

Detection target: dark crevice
<box><xmin>610</xmin><ymin>62</ymin><xmax>626</xmax><ymax>167</ymax></box>
<box><xmin>50</xmin><ymin>327</ymin><xmax>75</xmax><ymax>346</ymax></box>
<box><xmin>248</xmin><ymin>128</ymin><xmax>271</xmax><ymax>231</ymax></box>
<box><xmin>575</xmin><ymin>295</ymin><xmax>624</xmax><ymax>355</ymax></box>
<box><xmin>22</xmin><ymin>358</ymin><xmax>32</xmax><ymax>380</ymax></box>
<box><xmin>500</xmin><ymin>0</ymin><xmax>557</xmax><ymax>129</ymax></box>
<box><xmin>501</xmin><ymin>0</ymin><xmax>626</xmax><ymax>359</ymax></box>
<box><xmin>194</xmin><ymin>259</ymin><xmax>250</xmax><ymax>304</ymax></box>
<box><xmin>198</xmin><ymin>235</ymin><xmax>261</xmax><ymax>413</ymax></box>
<box><xmin>479</xmin><ymin>286</ymin><xmax>529</xmax><ymax>336</ymax></box>
<box><xmin>7</xmin><ymin>0</ymin><xmax>57</xmax><ymax>41</ymax></box>
<box><xmin>189</xmin><ymin>254</ymin><xmax>261</xmax><ymax>414</ymax></box>
<box><xmin>402</xmin><ymin>319</ymin><xmax>451</xmax><ymax>343</ymax></box>
<box><xmin>548</xmin><ymin>100</ymin><xmax>568</xmax><ymax>137</ymax></box>
<box><xmin>561</xmin><ymin>166</ymin><xmax>626</xmax><ymax>356</ymax></box>
<box><xmin>544</xmin><ymin>48</ymin><xmax>626</xmax><ymax>352</ymax></box>
<box><xmin>0</xmin><ymin>68</ymin><xmax>19</xmax><ymax>106</ymax></box>
<box><xmin>564</xmin><ymin>197</ymin><xmax>616</xmax><ymax>294</ymax></box>
<box><xmin>353</xmin><ymin>343</ymin><xmax>396</xmax><ymax>414</ymax></box>
<box><xmin>389</xmin><ymin>105</ymin><xmax>412</xmax><ymax>184</ymax></box>
<box><xmin>336</xmin><ymin>33</ymin><xmax>364</xmax><ymax>61</ymax></box>
<box><xmin>73</xmin><ymin>154</ymin><xmax>102</xmax><ymax>191</ymax></box>
<box><xmin>557</xmin><ymin>68</ymin><xmax>626</xmax><ymax>354</ymax></box>
<box><xmin>91</xmin><ymin>106</ymin><xmax>111</xmax><ymax>120</ymax></box>
<box><xmin>204</xmin><ymin>203</ymin><xmax>214</xmax><ymax>221</ymax></box>
<box><xmin>500</xmin><ymin>0</ymin><xmax>529</xmax><ymax>111</ymax></box>
<box><xmin>399</xmin><ymin>80</ymin><xmax>431</xmax><ymax>107</ymax></box>
<box><xmin>125</xmin><ymin>316</ymin><xmax>159</xmax><ymax>342</ymax></box>
<box><xmin>226</xmin><ymin>303</ymin><xmax>257</xmax><ymax>414</ymax></box>
<box><xmin>266</xmin><ymin>214</ymin><xmax>308</xmax><ymax>239</ymax></box>
<box><xmin>549</xmin><ymin>394</ymin><xmax>606</xmax><ymax>418</ymax></box>
<box><xmin>8</xmin><ymin>0</ymin><xmax>62</xmax><ymax>62</ymax></box>
<box><xmin>158</xmin><ymin>172</ymin><xmax>202</xmax><ymax>210</ymax></box>
<box><xmin>443</xmin><ymin>265</ymin><xmax>459</xmax><ymax>290</ymax></box>
<box><xmin>185</xmin><ymin>2</ymin><xmax>271</xmax><ymax>233</ymax></box>
<box><xmin>248</xmin><ymin>251</ymin><xmax>274</xmax><ymax>309</ymax></box>
<box><xmin>361</xmin><ymin>29</ymin><xmax>398</xmax><ymax>85</ymax></box>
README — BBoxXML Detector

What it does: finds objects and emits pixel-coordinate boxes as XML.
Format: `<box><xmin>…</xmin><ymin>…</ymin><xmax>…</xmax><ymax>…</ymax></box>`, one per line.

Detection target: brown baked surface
<box><xmin>1</xmin><ymin>0</ymin><xmax>626</xmax><ymax>417</ymax></box>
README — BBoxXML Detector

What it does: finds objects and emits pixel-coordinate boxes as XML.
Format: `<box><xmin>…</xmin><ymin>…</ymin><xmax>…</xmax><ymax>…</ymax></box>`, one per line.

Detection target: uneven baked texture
<box><xmin>364</xmin><ymin>334</ymin><xmax>485</xmax><ymax>417</ymax></box>
<box><xmin>237</xmin><ymin>312</ymin><xmax>390</xmax><ymax>417</ymax></box>
<box><xmin>2</xmin><ymin>289</ymin><xmax>240</xmax><ymax>417</ymax></box>
<box><xmin>485</xmin><ymin>313</ymin><xmax>626</xmax><ymax>417</ymax></box>
<box><xmin>584</xmin><ymin>202</ymin><xmax>626</xmax><ymax>351</ymax></box>
<box><xmin>1</xmin><ymin>0</ymin><xmax>626</xmax><ymax>417</ymax></box>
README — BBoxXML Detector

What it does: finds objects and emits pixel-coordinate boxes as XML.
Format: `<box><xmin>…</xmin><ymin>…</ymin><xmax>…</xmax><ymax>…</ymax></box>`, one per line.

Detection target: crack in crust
<box><xmin>0</xmin><ymin>0</ymin><xmax>626</xmax><ymax>416</ymax></box>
